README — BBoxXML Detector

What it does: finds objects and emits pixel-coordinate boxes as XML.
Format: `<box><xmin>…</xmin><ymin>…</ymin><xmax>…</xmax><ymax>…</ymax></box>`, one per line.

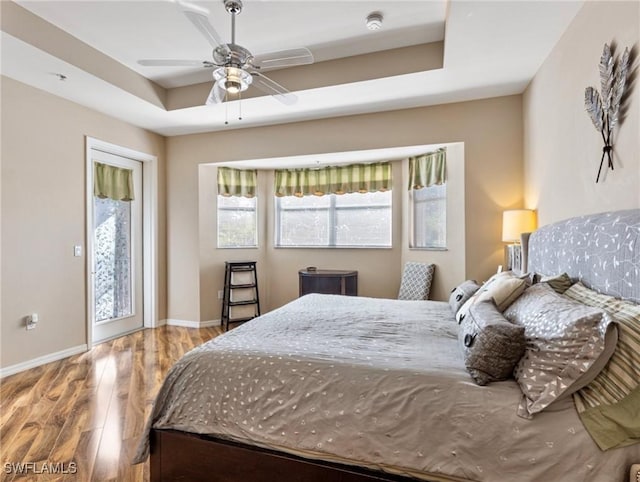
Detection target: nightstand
<box><xmin>298</xmin><ymin>269</ymin><xmax>358</xmax><ymax>296</ymax></box>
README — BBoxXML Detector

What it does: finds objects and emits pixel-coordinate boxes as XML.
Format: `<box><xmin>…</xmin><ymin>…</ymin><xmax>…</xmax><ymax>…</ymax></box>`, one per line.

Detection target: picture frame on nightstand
<box><xmin>504</xmin><ymin>244</ymin><xmax>522</xmax><ymax>274</ymax></box>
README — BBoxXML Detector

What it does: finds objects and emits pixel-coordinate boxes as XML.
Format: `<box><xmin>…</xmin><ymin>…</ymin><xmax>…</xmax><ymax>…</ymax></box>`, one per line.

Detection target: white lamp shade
<box><xmin>502</xmin><ymin>209</ymin><xmax>536</xmax><ymax>243</ymax></box>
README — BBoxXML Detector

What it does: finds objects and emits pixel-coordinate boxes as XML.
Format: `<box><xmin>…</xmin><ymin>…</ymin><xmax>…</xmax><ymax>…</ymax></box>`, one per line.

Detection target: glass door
<box><xmin>91</xmin><ymin>150</ymin><xmax>143</xmax><ymax>343</ymax></box>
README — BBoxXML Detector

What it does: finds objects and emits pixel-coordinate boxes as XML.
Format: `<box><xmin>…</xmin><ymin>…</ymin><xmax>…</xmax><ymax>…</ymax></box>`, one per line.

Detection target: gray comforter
<box><xmin>135</xmin><ymin>294</ymin><xmax>639</xmax><ymax>481</ymax></box>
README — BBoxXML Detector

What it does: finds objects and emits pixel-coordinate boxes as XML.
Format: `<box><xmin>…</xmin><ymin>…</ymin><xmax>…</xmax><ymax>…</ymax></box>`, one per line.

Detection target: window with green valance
<box><xmin>408</xmin><ymin>148</ymin><xmax>447</xmax><ymax>190</ymax></box>
<box><xmin>93</xmin><ymin>162</ymin><xmax>134</xmax><ymax>201</ymax></box>
<box><xmin>217</xmin><ymin>167</ymin><xmax>257</xmax><ymax>198</ymax></box>
<box><xmin>274</xmin><ymin>161</ymin><xmax>392</xmax><ymax>197</ymax></box>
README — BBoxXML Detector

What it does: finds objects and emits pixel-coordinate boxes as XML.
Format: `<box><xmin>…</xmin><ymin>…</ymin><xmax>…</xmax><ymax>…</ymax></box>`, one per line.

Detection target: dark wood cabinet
<box><xmin>298</xmin><ymin>269</ymin><xmax>358</xmax><ymax>297</ymax></box>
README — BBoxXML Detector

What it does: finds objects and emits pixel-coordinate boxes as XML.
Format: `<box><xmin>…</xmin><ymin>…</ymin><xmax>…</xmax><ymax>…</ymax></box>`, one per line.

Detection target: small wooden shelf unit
<box><xmin>221</xmin><ymin>261</ymin><xmax>261</xmax><ymax>331</ymax></box>
<box><xmin>298</xmin><ymin>269</ymin><xmax>358</xmax><ymax>297</ymax></box>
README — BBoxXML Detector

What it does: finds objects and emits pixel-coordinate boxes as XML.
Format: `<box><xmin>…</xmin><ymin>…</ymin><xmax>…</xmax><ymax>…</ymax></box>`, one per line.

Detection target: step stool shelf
<box><xmin>221</xmin><ymin>261</ymin><xmax>261</xmax><ymax>332</ymax></box>
<box><xmin>228</xmin><ymin>299</ymin><xmax>259</xmax><ymax>306</ymax></box>
<box><xmin>229</xmin><ymin>283</ymin><xmax>257</xmax><ymax>289</ymax></box>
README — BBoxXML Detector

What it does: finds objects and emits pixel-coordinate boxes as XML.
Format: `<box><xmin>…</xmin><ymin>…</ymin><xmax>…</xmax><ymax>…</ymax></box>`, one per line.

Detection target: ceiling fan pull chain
<box><xmin>239</xmin><ymin>91</ymin><xmax>243</xmax><ymax>121</ymax></box>
<box><xmin>224</xmin><ymin>91</ymin><xmax>229</xmax><ymax>125</ymax></box>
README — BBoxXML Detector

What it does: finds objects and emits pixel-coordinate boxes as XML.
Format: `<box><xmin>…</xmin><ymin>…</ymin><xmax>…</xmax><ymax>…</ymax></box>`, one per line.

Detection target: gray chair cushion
<box><xmin>398</xmin><ymin>262</ymin><xmax>435</xmax><ymax>300</ymax></box>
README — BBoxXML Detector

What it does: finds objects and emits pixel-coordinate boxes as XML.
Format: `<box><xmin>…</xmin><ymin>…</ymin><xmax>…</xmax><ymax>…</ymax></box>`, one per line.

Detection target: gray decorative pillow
<box><xmin>449</xmin><ymin>280</ymin><xmax>480</xmax><ymax>315</ymax></box>
<box><xmin>538</xmin><ymin>272</ymin><xmax>574</xmax><ymax>294</ymax></box>
<box><xmin>456</xmin><ymin>271</ymin><xmax>528</xmax><ymax>323</ymax></box>
<box><xmin>458</xmin><ymin>299</ymin><xmax>526</xmax><ymax>386</ymax></box>
<box><xmin>503</xmin><ymin>283</ymin><xmax>613</xmax><ymax>418</ymax></box>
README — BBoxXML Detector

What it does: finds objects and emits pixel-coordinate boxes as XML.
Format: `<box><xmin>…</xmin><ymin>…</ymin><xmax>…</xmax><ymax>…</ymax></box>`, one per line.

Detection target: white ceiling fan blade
<box><xmin>205</xmin><ymin>81</ymin><xmax>225</xmax><ymax>105</ymax></box>
<box><xmin>251</xmin><ymin>73</ymin><xmax>297</xmax><ymax>105</ymax></box>
<box><xmin>251</xmin><ymin>48</ymin><xmax>314</xmax><ymax>71</ymax></box>
<box><xmin>138</xmin><ymin>59</ymin><xmax>213</xmax><ymax>67</ymax></box>
<box><xmin>178</xmin><ymin>0</ymin><xmax>229</xmax><ymax>53</ymax></box>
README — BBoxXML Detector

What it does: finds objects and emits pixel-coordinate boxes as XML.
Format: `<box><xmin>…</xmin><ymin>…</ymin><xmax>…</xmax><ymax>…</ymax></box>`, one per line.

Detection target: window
<box><xmin>411</xmin><ymin>184</ymin><xmax>446</xmax><ymax>249</ymax></box>
<box><xmin>217</xmin><ymin>195</ymin><xmax>257</xmax><ymax>248</ymax></box>
<box><xmin>276</xmin><ymin>191</ymin><xmax>392</xmax><ymax>247</ymax></box>
<box><xmin>94</xmin><ymin>196</ymin><xmax>133</xmax><ymax>321</ymax></box>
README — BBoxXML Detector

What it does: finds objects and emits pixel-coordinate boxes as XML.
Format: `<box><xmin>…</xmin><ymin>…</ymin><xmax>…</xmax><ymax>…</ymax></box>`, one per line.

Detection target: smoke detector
<box><xmin>366</xmin><ymin>12</ymin><xmax>383</xmax><ymax>31</ymax></box>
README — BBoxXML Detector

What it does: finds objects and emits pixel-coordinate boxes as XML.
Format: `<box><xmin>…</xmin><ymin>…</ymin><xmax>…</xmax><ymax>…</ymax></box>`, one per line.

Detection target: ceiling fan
<box><xmin>138</xmin><ymin>0</ymin><xmax>314</xmax><ymax>106</ymax></box>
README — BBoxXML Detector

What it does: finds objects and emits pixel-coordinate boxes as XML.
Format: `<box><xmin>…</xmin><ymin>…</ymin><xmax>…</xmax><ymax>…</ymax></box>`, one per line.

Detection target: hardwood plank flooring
<box><xmin>0</xmin><ymin>325</ymin><xmax>221</xmax><ymax>481</ymax></box>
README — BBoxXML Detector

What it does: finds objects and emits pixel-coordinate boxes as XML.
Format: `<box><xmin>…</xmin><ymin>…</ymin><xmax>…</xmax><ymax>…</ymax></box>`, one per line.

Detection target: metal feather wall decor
<box><xmin>584</xmin><ymin>43</ymin><xmax>631</xmax><ymax>183</ymax></box>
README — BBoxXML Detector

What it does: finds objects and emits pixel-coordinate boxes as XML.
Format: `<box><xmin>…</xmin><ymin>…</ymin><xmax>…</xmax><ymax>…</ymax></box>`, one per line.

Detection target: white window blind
<box><xmin>275</xmin><ymin>191</ymin><xmax>392</xmax><ymax>248</ymax></box>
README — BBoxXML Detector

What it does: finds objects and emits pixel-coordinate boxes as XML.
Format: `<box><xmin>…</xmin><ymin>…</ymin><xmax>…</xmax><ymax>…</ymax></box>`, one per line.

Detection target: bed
<box><xmin>135</xmin><ymin>209</ymin><xmax>640</xmax><ymax>481</ymax></box>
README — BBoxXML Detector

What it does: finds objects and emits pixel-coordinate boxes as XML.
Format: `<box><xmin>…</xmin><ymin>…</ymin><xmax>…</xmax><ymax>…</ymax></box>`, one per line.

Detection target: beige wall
<box><xmin>1</xmin><ymin>77</ymin><xmax>167</xmax><ymax>369</ymax></box>
<box><xmin>524</xmin><ymin>1</ymin><xmax>640</xmax><ymax>226</ymax></box>
<box><xmin>167</xmin><ymin>95</ymin><xmax>523</xmax><ymax>321</ymax></box>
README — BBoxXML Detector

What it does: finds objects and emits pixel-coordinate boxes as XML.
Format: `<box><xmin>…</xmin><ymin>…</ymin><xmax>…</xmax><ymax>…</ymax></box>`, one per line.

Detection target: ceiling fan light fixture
<box><xmin>225</xmin><ymin>80</ymin><xmax>242</xmax><ymax>94</ymax></box>
<box><xmin>213</xmin><ymin>66</ymin><xmax>253</xmax><ymax>94</ymax></box>
<box><xmin>366</xmin><ymin>12</ymin><xmax>383</xmax><ymax>31</ymax></box>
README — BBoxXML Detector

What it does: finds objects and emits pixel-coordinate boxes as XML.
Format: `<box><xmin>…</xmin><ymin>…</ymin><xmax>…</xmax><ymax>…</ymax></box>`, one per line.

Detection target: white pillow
<box><xmin>456</xmin><ymin>272</ymin><xmax>527</xmax><ymax>323</ymax></box>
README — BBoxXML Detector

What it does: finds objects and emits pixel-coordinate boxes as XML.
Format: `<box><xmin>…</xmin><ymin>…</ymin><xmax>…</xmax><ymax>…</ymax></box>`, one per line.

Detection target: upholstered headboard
<box><xmin>526</xmin><ymin>209</ymin><xmax>640</xmax><ymax>304</ymax></box>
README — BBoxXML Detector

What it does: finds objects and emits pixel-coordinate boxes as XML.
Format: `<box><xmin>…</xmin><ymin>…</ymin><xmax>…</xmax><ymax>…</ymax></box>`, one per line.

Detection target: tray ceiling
<box><xmin>1</xmin><ymin>1</ymin><xmax>584</xmax><ymax>136</ymax></box>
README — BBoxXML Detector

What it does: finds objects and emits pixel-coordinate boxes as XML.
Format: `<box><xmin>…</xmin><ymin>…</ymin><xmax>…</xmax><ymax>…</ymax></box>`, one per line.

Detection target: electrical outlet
<box><xmin>26</xmin><ymin>313</ymin><xmax>38</xmax><ymax>330</ymax></box>
<box><xmin>218</xmin><ymin>290</ymin><xmax>224</xmax><ymax>300</ymax></box>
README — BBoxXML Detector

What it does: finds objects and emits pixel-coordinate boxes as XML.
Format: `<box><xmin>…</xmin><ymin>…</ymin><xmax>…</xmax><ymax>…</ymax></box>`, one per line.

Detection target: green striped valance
<box><xmin>274</xmin><ymin>162</ymin><xmax>392</xmax><ymax>197</ymax></box>
<box><xmin>217</xmin><ymin>167</ymin><xmax>257</xmax><ymax>198</ymax></box>
<box><xmin>408</xmin><ymin>148</ymin><xmax>447</xmax><ymax>190</ymax></box>
<box><xmin>94</xmin><ymin>162</ymin><xmax>134</xmax><ymax>201</ymax></box>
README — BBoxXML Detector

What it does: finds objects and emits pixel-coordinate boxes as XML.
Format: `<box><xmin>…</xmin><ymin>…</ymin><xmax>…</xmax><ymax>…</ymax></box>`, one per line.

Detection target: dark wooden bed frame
<box><xmin>149</xmin><ymin>429</ymin><xmax>454</xmax><ymax>482</ymax></box>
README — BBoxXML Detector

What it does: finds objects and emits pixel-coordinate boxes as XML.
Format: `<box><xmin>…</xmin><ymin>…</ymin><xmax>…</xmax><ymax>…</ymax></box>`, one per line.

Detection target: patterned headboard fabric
<box><xmin>527</xmin><ymin>209</ymin><xmax>640</xmax><ymax>304</ymax></box>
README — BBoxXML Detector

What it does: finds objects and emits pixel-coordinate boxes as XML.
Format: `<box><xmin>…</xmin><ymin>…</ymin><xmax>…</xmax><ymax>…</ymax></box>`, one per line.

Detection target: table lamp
<box><xmin>502</xmin><ymin>209</ymin><xmax>537</xmax><ymax>272</ymax></box>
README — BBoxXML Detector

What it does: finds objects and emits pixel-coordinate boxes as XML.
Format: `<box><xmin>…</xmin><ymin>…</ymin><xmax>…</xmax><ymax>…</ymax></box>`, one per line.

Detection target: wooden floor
<box><xmin>0</xmin><ymin>325</ymin><xmax>221</xmax><ymax>481</ymax></box>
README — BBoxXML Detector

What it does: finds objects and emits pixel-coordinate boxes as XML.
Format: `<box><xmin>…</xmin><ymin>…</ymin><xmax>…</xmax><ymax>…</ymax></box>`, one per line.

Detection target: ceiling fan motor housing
<box><xmin>213</xmin><ymin>44</ymin><xmax>253</xmax><ymax>67</ymax></box>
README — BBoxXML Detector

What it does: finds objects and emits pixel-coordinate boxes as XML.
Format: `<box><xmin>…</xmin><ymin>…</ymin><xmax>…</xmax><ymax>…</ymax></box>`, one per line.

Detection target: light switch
<box><xmin>74</xmin><ymin>245</ymin><xmax>82</xmax><ymax>257</ymax></box>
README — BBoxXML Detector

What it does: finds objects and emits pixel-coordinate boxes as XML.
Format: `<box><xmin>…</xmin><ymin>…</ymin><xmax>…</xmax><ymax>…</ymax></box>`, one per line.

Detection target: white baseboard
<box><xmin>200</xmin><ymin>319</ymin><xmax>221</xmax><ymax>328</ymax></box>
<box><xmin>0</xmin><ymin>344</ymin><xmax>88</xmax><ymax>378</ymax></box>
<box><xmin>164</xmin><ymin>319</ymin><xmax>221</xmax><ymax>328</ymax></box>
